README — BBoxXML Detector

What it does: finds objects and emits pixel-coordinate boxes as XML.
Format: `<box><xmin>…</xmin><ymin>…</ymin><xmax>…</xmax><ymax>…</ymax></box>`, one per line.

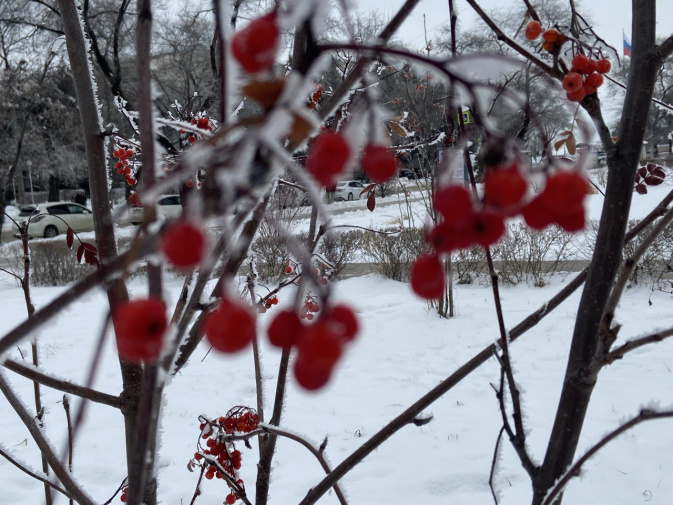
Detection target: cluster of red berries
<box><xmin>562</xmin><ymin>54</ymin><xmax>610</xmax><ymax>102</ymax></box>
<box><xmin>183</xmin><ymin>116</ymin><xmax>213</xmax><ymax>144</ymax></box>
<box><xmin>160</xmin><ymin>221</ymin><xmax>206</xmax><ymax>269</ymax></box>
<box><xmin>203</xmin><ymin>296</ymin><xmax>256</xmax><ymax>353</ymax></box>
<box><xmin>306</xmin><ymin>132</ymin><xmax>398</xmax><ymax>186</ymax></box>
<box><xmin>299</xmin><ymin>294</ymin><xmax>320</xmax><ymax>320</ymax></box>
<box><xmin>257</xmin><ymin>295</ymin><xmax>278</xmax><ymax>313</ymax></box>
<box><xmin>193</xmin><ymin>409</ymin><xmax>259</xmax><ymax>504</ymax></box>
<box><xmin>525</xmin><ymin>21</ymin><xmax>566</xmax><ymax>53</ymax></box>
<box><xmin>112</xmin><ymin>145</ymin><xmax>137</xmax><ymax>186</ymax></box>
<box><xmin>309</xmin><ymin>85</ymin><xmax>323</xmax><ymax>108</ymax></box>
<box><xmin>267</xmin><ymin>304</ymin><xmax>358</xmax><ymax>390</ymax></box>
<box><xmin>410</xmin><ymin>164</ymin><xmax>587</xmax><ymax>300</ymax></box>
<box><xmin>231</xmin><ymin>11</ymin><xmax>279</xmax><ymax>73</ymax></box>
<box><xmin>283</xmin><ymin>259</ymin><xmax>295</xmax><ymax>275</ymax></box>
<box><xmin>113</xmin><ymin>297</ymin><xmax>167</xmax><ymax>363</ymax></box>
<box><xmin>128</xmin><ymin>191</ymin><xmax>142</xmax><ymax>207</ymax></box>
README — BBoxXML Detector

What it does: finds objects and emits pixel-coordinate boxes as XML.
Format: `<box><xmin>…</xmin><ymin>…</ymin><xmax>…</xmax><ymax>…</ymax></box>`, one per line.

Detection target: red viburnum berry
<box><xmin>596</xmin><ymin>58</ymin><xmax>611</xmax><ymax>74</ymax></box>
<box><xmin>113</xmin><ymin>298</ymin><xmax>167</xmax><ymax>363</ymax></box>
<box><xmin>524</xmin><ymin>20</ymin><xmax>542</xmax><ymax>41</ymax></box>
<box><xmin>160</xmin><ymin>221</ymin><xmax>206</xmax><ymax>269</ymax></box>
<box><xmin>483</xmin><ymin>164</ymin><xmax>527</xmax><ymax>213</ymax></box>
<box><xmin>203</xmin><ymin>297</ymin><xmax>256</xmax><ymax>353</ymax></box>
<box><xmin>570</xmin><ymin>54</ymin><xmax>591</xmax><ymax>74</ymax></box>
<box><xmin>469</xmin><ymin>210</ymin><xmax>506</xmax><ymax>247</ymax></box>
<box><xmin>293</xmin><ymin>322</ymin><xmax>343</xmax><ymax>390</ymax></box>
<box><xmin>361</xmin><ymin>144</ymin><xmax>397</xmax><ymax>183</ymax></box>
<box><xmin>185</xmin><ymin>179</ymin><xmax>194</xmax><ymax>188</ymax></box>
<box><xmin>433</xmin><ymin>185</ymin><xmax>474</xmax><ymax>226</ymax></box>
<box><xmin>410</xmin><ymin>254</ymin><xmax>445</xmax><ymax>300</ymax></box>
<box><xmin>231</xmin><ymin>12</ymin><xmax>279</xmax><ymax>73</ymax></box>
<box><xmin>543</xmin><ymin>171</ymin><xmax>587</xmax><ymax>209</ymax></box>
<box><xmin>267</xmin><ymin>309</ymin><xmax>304</xmax><ymax>348</ymax></box>
<box><xmin>562</xmin><ymin>72</ymin><xmax>583</xmax><ymax>93</ymax></box>
<box><xmin>225</xmin><ymin>494</ymin><xmax>236</xmax><ymax>504</ymax></box>
<box><xmin>129</xmin><ymin>192</ymin><xmax>142</xmax><ymax>206</ymax></box>
<box><xmin>305</xmin><ymin>132</ymin><xmax>351</xmax><ymax>186</ymax></box>
<box><xmin>542</xmin><ymin>29</ymin><xmax>562</xmax><ymax>44</ymax></box>
<box><xmin>583</xmin><ymin>72</ymin><xmax>604</xmax><ymax>94</ymax></box>
<box><xmin>521</xmin><ymin>195</ymin><xmax>555</xmax><ymax>231</ymax></box>
<box><xmin>566</xmin><ymin>87</ymin><xmax>586</xmax><ymax>102</ymax></box>
<box><xmin>324</xmin><ymin>304</ymin><xmax>359</xmax><ymax>342</ymax></box>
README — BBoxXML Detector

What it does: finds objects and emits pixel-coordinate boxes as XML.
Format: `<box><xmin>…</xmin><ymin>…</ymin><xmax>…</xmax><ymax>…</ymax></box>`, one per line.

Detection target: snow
<box><xmin>0</xmin><ymin>175</ymin><xmax>672</xmax><ymax>504</ymax></box>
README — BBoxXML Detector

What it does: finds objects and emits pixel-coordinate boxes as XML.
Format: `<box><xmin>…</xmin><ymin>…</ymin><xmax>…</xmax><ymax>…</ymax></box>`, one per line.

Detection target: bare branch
<box><xmin>602</xmin><ymin>326</ymin><xmax>673</xmax><ymax>365</ymax></box>
<box><xmin>0</xmin><ymin>445</ymin><xmax>72</xmax><ymax>500</ymax></box>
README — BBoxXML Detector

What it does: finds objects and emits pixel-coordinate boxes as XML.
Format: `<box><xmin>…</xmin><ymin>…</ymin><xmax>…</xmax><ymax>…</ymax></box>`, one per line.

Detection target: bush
<box><xmin>362</xmin><ymin>227</ymin><xmax>429</xmax><ymax>281</ymax></box>
<box><xmin>620</xmin><ymin>218</ymin><xmax>673</xmax><ymax>286</ymax></box>
<box><xmin>28</xmin><ymin>239</ymin><xmax>95</xmax><ymax>286</ymax></box>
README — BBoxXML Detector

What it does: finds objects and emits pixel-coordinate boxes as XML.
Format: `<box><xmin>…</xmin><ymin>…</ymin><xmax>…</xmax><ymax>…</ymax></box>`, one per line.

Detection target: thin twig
<box><xmin>0</xmin><ymin>445</ymin><xmax>72</xmax><ymax>500</ymax></box>
<box><xmin>602</xmin><ymin>326</ymin><xmax>673</xmax><ymax>365</ymax></box>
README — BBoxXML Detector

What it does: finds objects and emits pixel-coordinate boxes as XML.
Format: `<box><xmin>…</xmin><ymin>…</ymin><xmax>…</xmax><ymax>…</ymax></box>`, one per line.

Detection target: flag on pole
<box><xmin>623</xmin><ymin>31</ymin><xmax>632</xmax><ymax>57</ymax></box>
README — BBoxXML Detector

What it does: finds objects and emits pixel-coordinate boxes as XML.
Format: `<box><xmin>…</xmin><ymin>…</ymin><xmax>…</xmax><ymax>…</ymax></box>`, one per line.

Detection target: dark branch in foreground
<box><xmin>0</xmin><ymin>446</ymin><xmax>72</xmax><ymax>500</ymax></box>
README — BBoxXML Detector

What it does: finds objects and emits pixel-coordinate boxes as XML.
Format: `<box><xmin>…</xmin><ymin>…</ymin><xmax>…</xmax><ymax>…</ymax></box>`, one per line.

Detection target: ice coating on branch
<box><xmin>446</xmin><ymin>54</ymin><xmax>522</xmax><ymax>81</ymax></box>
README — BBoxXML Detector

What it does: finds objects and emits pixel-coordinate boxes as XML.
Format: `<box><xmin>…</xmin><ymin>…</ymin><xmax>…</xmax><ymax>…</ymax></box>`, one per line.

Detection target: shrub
<box><xmin>362</xmin><ymin>227</ymin><xmax>429</xmax><ymax>281</ymax></box>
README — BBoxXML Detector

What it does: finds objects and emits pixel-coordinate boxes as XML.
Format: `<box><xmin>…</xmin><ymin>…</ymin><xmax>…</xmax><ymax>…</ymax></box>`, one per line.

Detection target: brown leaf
<box><xmin>651</xmin><ymin>167</ymin><xmax>666</xmax><ymax>179</ymax></box>
<box><xmin>387</xmin><ymin>121</ymin><xmax>408</xmax><ymax>137</ymax></box>
<box><xmin>241</xmin><ymin>78</ymin><xmax>285</xmax><ymax>112</ymax></box>
<box><xmin>553</xmin><ymin>138</ymin><xmax>567</xmax><ymax>151</ymax></box>
<box><xmin>287</xmin><ymin>112</ymin><xmax>313</xmax><ymax>146</ymax></box>
<box><xmin>366</xmin><ymin>191</ymin><xmax>376</xmax><ymax>212</ymax></box>
<box><xmin>76</xmin><ymin>244</ymin><xmax>84</xmax><ymax>263</ymax></box>
<box><xmin>66</xmin><ymin>228</ymin><xmax>74</xmax><ymax>249</ymax></box>
<box><xmin>360</xmin><ymin>183</ymin><xmax>376</xmax><ymax>197</ymax></box>
<box><xmin>635</xmin><ymin>183</ymin><xmax>648</xmax><ymax>194</ymax></box>
<box><xmin>637</xmin><ymin>166</ymin><xmax>648</xmax><ymax>178</ymax></box>
<box><xmin>82</xmin><ymin>242</ymin><xmax>98</xmax><ymax>253</ymax></box>
<box><xmin>566</xmin><ymin>133</ymin><xmax>576</xmax><ymax>155</ymax></box>
<box><xmin>644</xmin><ymin>174</ymin><xmax>665</xmax><ymax>186</ymax></box>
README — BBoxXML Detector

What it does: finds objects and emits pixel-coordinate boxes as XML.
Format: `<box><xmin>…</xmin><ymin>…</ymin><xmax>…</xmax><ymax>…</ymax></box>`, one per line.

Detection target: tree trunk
<box><xmin>532</xmin><ymin>1</ymin><xmax>663</xmax><ymax>502</ymax></box>
<box><xmin>48</xmin><ymin>174</ymin><xmax>59</xmax><ymax>202</ymax></box>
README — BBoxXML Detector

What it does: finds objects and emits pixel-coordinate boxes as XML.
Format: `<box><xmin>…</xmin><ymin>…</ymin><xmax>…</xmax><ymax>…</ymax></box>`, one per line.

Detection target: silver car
<box><xmin>119</xmin><ymin>194</ymin><xmax>183</xmax><ymax>225</ymax></box>
<box><xmin>13</xmin><ymin>202</ymin><xmax>94</xmax><ymax>238</ymax></box>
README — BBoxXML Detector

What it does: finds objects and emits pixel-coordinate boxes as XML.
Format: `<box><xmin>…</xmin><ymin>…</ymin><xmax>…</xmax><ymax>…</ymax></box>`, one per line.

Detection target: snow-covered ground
<box><xmin>0</xmin><ymin>171</ymin><xmax>671</xmax><ymax>504</ymax></box>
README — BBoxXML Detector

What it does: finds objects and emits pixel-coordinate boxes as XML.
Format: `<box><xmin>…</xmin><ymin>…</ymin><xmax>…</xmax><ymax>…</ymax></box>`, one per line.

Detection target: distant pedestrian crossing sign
<box><xmin>458</xmin><ymin>109</ymin><xmax>472</xmax><ymax>124</ymax></box>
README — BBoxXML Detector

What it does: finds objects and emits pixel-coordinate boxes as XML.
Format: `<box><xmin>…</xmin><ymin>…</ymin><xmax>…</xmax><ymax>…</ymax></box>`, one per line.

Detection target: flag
<box><xmin>623</xmin><ymin>32</ymin><xmax>632</xmax><ymax>58</ymax></box>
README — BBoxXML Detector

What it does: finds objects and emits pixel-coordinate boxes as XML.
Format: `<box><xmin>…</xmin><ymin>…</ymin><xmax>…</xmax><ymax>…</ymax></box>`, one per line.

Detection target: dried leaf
<box><xmin>187</xmin><ymin>460</ymin><xmax>195</xmax><ymax>473</ymax></box>
<box><xmin>82</xmin><ymin>242</ymin><xmax>98</xmax><ymax>253</ymax></box>
<box><xmin>637</xmin><ymin>166</ymin><xmax>648</xmax><ymax>178</ymax></box>
<box><xmin>651</xmin><ymin>167</ymin><xmax>666</xmax><ymax>179</ymax></box>
<box><xmin>644</xmin><ymin>174</ymin><xmax>665</xmax><ymax>186</ymax></box>
<box><xmin>559</xmin><ymin>130</ymin><xmax>572</xmax><ymax>136</ymax></box>
<box><xmin>76</xmin><ymin>244</ymin><xmax>84</xmax><ymax>263</ymax></box>
<box><xmin>387</xmin><ymin>121</ymin><xmax>408</xmax><ymax>137</ymax></box>
<box><xmin>635</xmin><ymin>183</ymin><xmax>648</xmax><ymax>194</ymax></box>
<box><xmin>566</xmin><ymin>133</ymin><xmax>576</xmax><ymax>155</ymax></box>
<box><xmin>366</xmin><ymin>191</ymin><xmax>376</xmax><ymax>212</ymax></box>
<box><xmin>241</xmin><ymin>78</ymin><xmax>285</xmax><ymax>112</ymax></box>
<box><xmin>287</xmin><ymin>112</ymin><xmax>313</xmax><ymax>146</ymax></box>
<box><xmin>360</xmin><ymin>183</ymin><xmax>376</xmax><ymax>197</ymax></box>
<box><xmin>553</xmin><ymin>138</ymin><xmax>567</xmax><ymax>152</ymax></box>
<box><xmin>66</xmin><ymin>228</ymin><xmax>74</xmax><ymax>249</ymax></box>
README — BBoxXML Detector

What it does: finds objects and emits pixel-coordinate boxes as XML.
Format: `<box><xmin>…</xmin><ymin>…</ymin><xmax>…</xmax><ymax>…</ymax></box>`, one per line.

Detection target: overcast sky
<box><xmin>353</xmin><ymin>0</ymin><xmax>673</xmax><ymax>55</ymax></box>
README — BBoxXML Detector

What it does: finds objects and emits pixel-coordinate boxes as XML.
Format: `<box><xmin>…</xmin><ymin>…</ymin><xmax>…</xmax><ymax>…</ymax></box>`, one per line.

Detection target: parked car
<box><xmin>119</xmin><ymin>194</ymin><xmax>183</xmax><ymax>225</ymax></box>
<box><xmin>13</xmin><ymin>202</ymin><xmax>94</xmax><ymax>238</ymax></box>
<box><xmin>333</xmin><ymin>181</ymin><xmax>370</xmax><ymax>201</ymax></box>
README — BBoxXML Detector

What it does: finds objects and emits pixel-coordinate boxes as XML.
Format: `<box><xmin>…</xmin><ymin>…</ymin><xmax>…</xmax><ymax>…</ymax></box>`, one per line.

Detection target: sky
<box><xmin>354</xmin><ymin>0</ymin><xmax>673</xmax><ymax>54</ymax></box>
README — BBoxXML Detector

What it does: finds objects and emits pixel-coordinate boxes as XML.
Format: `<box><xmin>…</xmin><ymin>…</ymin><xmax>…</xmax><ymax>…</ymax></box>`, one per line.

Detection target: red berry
<box><xmin>293</xmin><ymin>322</ymin><xmax>343</xmax><ymax>390</ymax></box>
<box><xmin>571</xmin><ymin>54</ymin><xmax>592</xmax><ymax>74</ymax></box>
<box><xmin>562</xmin><ymin>72</ymin><xmax>583</xmax><ymax>93</ymax></box>
<box><xmin>203</xmin><ymin>297</ymin><xmax>256</xmax><ymax>353</ymax></box>
<box><xmin>410</xmin><ymin>254</ymin><xmax>445</xmax><ymax>300</ymax></box>
<box><xmin>542</xmin><ymin>171</ymin><xmax>587</xmax><ymax>210</ymax></box>
<box><xmin>554</xmin><ymin>206</ymin><xmax>585</xmax><ymax>232</ymax></box>
<box><xmin>187</xmin><ymin>135</ymin><xmax>196</xmax><ymax>144</ymax></box>
<box><xmin>361</xmin><ymin>145</ymin><xmax>397</xmax><ymax>183</ymax></box>
<box><xmin>583</xmin><ymin>72</ymin><xmax>604</xmax><ymax>93</ymax></box>
<box><xmin>469</xmin><ymin>210</ymin><xmax>506</xmax><ymax>247</ymax></box>
<box><xmin>284</xmin><ymin>265</ymin><xmax>293</xmax><ymax>274</ymax></box>
<box><xmin>120</xmin><ymin>492</ymin><xmax>127</xmax><ymax>503</ymax></box>
<box><xmin>542</xmin><ymin>29</ymin><xmax>561</xmax><ymax>43</ymax></box>
<box><xmin>196</xmin><ymin>117</ymin><xmax>210</xmax><ymax>129</ymax></box>
<box><xmin>305</xmin><ymin>132</ymin><xmax>351</xmax><ymax>186</ymax></box>
<box><xmin>160</xmin><ymin>221</ymin><xmax>206</xmax><ymax>269</ymax></box>
<box><xmin>267</xmin><ymin>310</ymin><xmax>304</xmax><ymax>348</ymax></box>
<box><xmin>483</xmin><ymin>164</ymin><xmax>527</xmax><ymax>213</ymax></box>
<box><xmin>129</xmin><ymin>192</ymin><xmax>142</xmax><ymax>206</ymax></box>
<box><xmin>185</xmin><ymin>179</ymin><xmax>194</xmax><ymax>188</ymax></box>
<box><xmin>521</xmin><ymin>195</ymin><xmax>555</xmax><ymax>231</ymax></box>
<box><xmin>433</xmin><ymin>185</ymin><xmax>473</xmax><ymax>226</ymax></box>
<box><xmin>596</xmin><ymin>58</ymin><xmax>611</xmax><ymax>74</ymax></box>
<box><xmin>225</xmin><ymin>494</ymin><xmax>236</xmax><ymax>504</ymax></box>
<box><xmin>231</xmin><ymin>12</ymin><xmax>279</xmax><ymax>73</ymax></box>
<box><xmin>325</xmin><ymin>304</ymin><xmax>359</xmax><ymax>342</ymax></box>
<box><xmin>524</xmin><ymin>20</ymin><xmax>542</xmax><ymax>41</ymax></box>
<box><xmin>113</xmin><ymin>298</ymin><xmax>167</xmax><ymax>363</ymax></box>
<box><xmin>566</xmin><ymin>87</ymin><xmax>586</xmax><ymax>102</ymax></box>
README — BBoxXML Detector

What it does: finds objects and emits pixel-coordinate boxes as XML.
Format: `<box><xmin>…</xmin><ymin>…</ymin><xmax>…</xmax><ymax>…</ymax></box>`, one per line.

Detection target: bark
<box><xmin>532</xmin><ymin>1</ymin><xmax>662</xmax><ymax>502</ymax></box>
<box><xmin>56</xmin><ymin>0</ymin><xmax>143</xmax><ymax>495</ymax></box>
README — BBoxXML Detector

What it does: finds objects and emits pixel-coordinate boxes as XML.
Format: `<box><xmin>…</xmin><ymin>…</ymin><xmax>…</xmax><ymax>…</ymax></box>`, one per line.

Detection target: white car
<box><xmin>120</xmin><ymin>194</ymin><xmax>183</xmax><ymax>225</ymax></box>
<box><xmin>333</xmin><ymin>181</ymin><xmax>369</xmax><ymax>201</ymax></box>
<box><xmin>13</xmin><ymin>202</ymin><xmax>94</xmax><ymax>238</ymax></box>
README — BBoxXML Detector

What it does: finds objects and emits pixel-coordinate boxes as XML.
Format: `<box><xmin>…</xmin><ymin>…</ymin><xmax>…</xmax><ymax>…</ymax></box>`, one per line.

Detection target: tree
<box><xmin>0</xmin><ymin>1</ymin><xmax>672</xmax><ymax>505</ymax></box>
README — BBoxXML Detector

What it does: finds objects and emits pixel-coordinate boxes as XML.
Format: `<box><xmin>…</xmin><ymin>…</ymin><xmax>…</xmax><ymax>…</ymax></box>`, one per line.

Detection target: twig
<box><xmin>0</xmin><ymin>372</ymin><xmax>96</xmax><ymax>505</ymax></box>
<box><xmin>63</xmin><ymin>395</ymin><xmax>74</xmax><ymax>505</ymax></box>
<box><xmin>602</xmin><ymin>326</ymin><xmax>673</xmax><ymax>365</ymax></box>
<box><xmin>542</xmin><ymin>408</ymin><xmax>673</xmax><ymax>505</ymax></box>
<box><xmin>489</xmin><ymin>426</ymin><xmax>505</xmax><ymax>504</ymax></box>
<box><xmin>3</xmin><ymin>359</ymin><xmax>122</xmax><ymax>408</ymax></box>
<box><xmin>0</xmin><ymin>445</ymin><xmax>72</xmax><ymax>500</ymax></box>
